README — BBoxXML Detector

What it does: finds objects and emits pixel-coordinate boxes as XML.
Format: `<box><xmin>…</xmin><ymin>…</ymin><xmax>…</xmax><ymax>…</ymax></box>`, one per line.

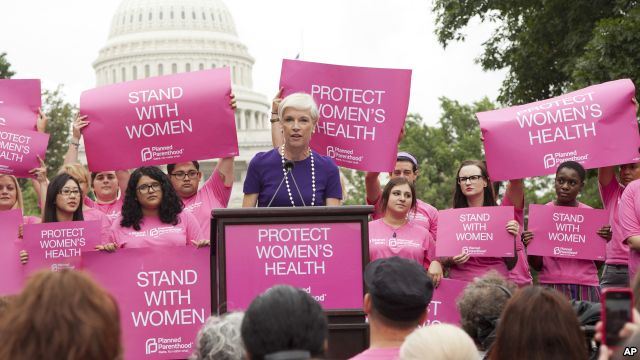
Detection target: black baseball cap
<box><xmin>364</xmin><ymin>256</ymin><xmax>433</xmax><ymax>322</ymax></box>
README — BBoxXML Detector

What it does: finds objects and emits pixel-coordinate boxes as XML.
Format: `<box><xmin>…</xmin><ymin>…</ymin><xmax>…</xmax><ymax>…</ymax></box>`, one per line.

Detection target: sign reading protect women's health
<box><xmin>477</xmin><ymin>79</ymin><xmax>640</xmax><ymax>180</ymax></box>
<box><xmin>224</xmin><ymin>222</ymin><xmax>364</xmax><ymax>311</ymax></box>
<box><xmin>526</xmin><ymin>204</ymin><xmax>607</xmax><ymax>260</ymax></box>
<box><xmin>80</xmin><ymin>68</ymin><xmax>238</xmax><ymax>171</ymax></box>
<box><xmin>22</xmin><ymin>220</ymin><xmax>102</xmax><ymax>273</ymax></box>
<box><xmin>435</xmin><ymin>207</ymin><xmax>515</xmax><ymax>257</ymax></box>
<box><xmin>0</xmin><ymin>79</ymin><xmax>41</xmax><ymax>129</ymax></box>
<box><xmin>279</xmin><ymin>59</ymin><xmax>411</xmax><ymax>172</ymax></box>
<box><xmin>83</xmin><ymin>247</ymin><xmax>211</xmax><ymax>360</ymax></box>
<box><xmin>0</xmin><ymin>126</ymin><xmax>49</xmax><ymax>178</ymax></box>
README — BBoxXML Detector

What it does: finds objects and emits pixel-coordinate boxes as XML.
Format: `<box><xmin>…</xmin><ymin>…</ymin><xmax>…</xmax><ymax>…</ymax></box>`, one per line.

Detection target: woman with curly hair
<box><xmin>109</xmin><ymin>166</ymin><xmax>204</xmax><ymax>248</ymax></box>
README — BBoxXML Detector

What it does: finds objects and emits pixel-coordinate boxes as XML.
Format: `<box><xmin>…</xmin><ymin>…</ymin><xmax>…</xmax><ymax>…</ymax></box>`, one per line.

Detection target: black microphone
<box><xmin>267</xmin><ymin>160</ymin><xmax>295</xmax><ymax>207</ymax></box>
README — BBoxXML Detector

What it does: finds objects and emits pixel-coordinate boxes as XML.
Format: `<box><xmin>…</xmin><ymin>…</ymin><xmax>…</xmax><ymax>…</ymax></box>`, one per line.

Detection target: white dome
<box><xmin>90</xmin><ymin>0</ymin><xmax>272</xmax><ymax>207</ymax></box>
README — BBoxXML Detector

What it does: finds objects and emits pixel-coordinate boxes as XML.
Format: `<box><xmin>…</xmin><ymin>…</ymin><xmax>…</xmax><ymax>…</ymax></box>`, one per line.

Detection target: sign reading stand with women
<box><xmin>425</xmin><ymin>278</ymin><xmax>468</xmax><ymax>326</ymax></box>
<box><xmin>224</xmin><ymin>222</ymin><xmax>364</xmax><ymax>311</ymax></box>
<box><xmin>0</xmin><ymin>79</ymin><xmax>41</xmax><ymax>130</ymax></box>
<box><xmin>436</xmin><ymin>207</ymin><xmax>515</xmax><ymax>257</ymax></box>
<box><xmin>0</xmin><ymin>126</ymin><xmax>49</xmax><ymax>178</ymax></box>
<box><xmin>477</xmin><ymin>79</ymin><xmax>640</xmax><ymax>180</ymax></box>
<box><xmin>279</xmin><ymin>59</ymin><xmax>411</xmax><ymax>172</ymax></box>
<box><xmin>0</xmin><ymin>209</ymin><xmax>25</xmax><ymax>295</ymax></box>
<box><xmin>22</xmin><ymin>220</ymin><xmax>102</xmax><ymax>273</ymax></box>
<box><xmin>80</xmin><ymin>68</ymin><xmax>238</xmax><ymax>171</ymax></box>
<box><xmin>526</xmin><ymin>204</ymin><xmax>607</xmax><ymax>260</ymax></box>
<box><xmin>83</xmin><ymin>247</ymin><xmax>211</xmax><ymax>360</ymax></box>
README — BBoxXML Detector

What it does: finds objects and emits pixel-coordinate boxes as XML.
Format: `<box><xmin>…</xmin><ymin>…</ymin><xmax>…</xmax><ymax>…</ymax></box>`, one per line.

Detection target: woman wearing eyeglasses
<box><xmin>108</xmin><ymin>166</ymin><xmax>204</xmax><ymax>248</ymax></box>
<box><xmin>447</xmin><ymin>160</ymin><xmax>520</xmax><ymax>282</ymax></box>
<box><xmin>522</xmin><ymin>161</ymin><xmax>608</xmax><ymax>302</ymax></box>
<box><xmin>19</xmin><ymin>173</ymin><xmax>93</xmax><ymax>263</ymax></box>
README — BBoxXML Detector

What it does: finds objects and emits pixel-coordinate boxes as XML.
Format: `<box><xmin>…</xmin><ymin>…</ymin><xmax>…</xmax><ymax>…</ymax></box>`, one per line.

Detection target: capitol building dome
<box><xmin>92</xmin><ymin>0</ymin><xmax>272</xmax><ymax>207</ymax></box>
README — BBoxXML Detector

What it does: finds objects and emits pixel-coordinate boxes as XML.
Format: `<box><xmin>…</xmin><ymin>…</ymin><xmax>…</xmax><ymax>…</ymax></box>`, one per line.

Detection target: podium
<box><xmin>211</xmin><ymin>206</ymin><xmax>372</xmax><ymax>359</ymax></box>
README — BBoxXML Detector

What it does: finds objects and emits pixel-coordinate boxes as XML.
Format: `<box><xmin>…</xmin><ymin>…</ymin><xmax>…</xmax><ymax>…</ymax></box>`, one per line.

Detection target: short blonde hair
<box><xmin>399</xmin><ymin>324</ymin><xmax>478</xmax><ymax>360</ymax></box>
<box><xmin>0</xmin><ymin>175</ymin><xmax>24</xmax><ymax>210</ymax></box>
<box><xmin>278</xmin><ymin>92</ymin><xmax>319</xmax><ymax>122</ymax></box>
<box><xmin>58</xmin><ymin>163</ymin><xmax>90</xmax><ymax>185</ymax></box>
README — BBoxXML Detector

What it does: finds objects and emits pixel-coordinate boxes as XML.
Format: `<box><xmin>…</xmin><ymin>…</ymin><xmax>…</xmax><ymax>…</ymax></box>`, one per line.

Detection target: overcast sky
<box><xmin>0</xmin><ymin>0</ymin><xmax>505</xmax><ymax>125</ymax></box>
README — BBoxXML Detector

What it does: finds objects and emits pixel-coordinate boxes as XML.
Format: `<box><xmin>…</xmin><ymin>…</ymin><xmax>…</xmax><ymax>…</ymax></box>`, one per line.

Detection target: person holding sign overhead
<box><xmin>446</xmin><ymin>160</ymin><xmax>519</xmax><ymax>281</ymax></box>
<box><xmin>523</xmin><ymin>161</ymin><xmax>610</xmax><ymax>302</ymax></box>
<box><xmin>108</xmin><ymin>166</ymin><xmax>205</xmax><ymax>248</ymax></box>
<box><xmin>368</xmin><ymin>177</ymin><xmax>443</xmax><ymax>286</ymax></box>
<box><xmin>243</xmin><ymin>93</ymin><xmax>342</xmax><ymax>207</ymax></box>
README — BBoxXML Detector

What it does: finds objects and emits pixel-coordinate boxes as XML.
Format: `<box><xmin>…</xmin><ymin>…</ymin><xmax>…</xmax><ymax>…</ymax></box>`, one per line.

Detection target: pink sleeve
<box><xmin>84</xmin><ymin>196</ymin><xmax>96</xmax><ymax>208</ymax></box>
<box><xmin>425</xmin><ymin>235</ymin><xmax>436</xmax><ymax>268</ymax></box>
<box><xmin>620</xmin><ymin>184</ymin><xmax>640</xmax><ymax>241</ymax></box>
<box><xmin>367</xmin><ymin>195</ymin><xmax>383</xmax><ymax>220</ymax></box>
<box><xmin>203</xmin><ymin>169</ymin><xmax>232</xmax><ymax>208</ymax></box>
<box><xmin>428</xmin><ymin>207</ymin><xmax>438</xmax><ymax>241</ymax></box>
<box><xmin>183</xmin><ymin>212</ymin><xmax>202</xmax><ymax>244</ymax></box>
<box><xmin>599</xmin><ymin>178</ymin><xmax>621</xmax><ymax>209</ymax></box>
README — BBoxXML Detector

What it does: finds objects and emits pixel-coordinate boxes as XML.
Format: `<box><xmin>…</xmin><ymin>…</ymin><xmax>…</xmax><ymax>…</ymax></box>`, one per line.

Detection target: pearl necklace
<box><xmin>280</xmin><ymin>144</ymin><xmax>315</xmax><ymax>207</ymax></box>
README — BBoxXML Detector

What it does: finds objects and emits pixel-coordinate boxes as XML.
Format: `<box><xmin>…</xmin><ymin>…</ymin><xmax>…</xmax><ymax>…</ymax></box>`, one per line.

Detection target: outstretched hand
<box><xmin>72</xmin><ymin>114</ymin><xmax>89</xmax><ymax>140</ymax></box>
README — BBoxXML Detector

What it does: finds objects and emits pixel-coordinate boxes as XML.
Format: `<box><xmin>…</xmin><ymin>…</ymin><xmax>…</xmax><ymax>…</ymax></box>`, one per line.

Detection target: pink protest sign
<box><xmin>0</xmin><ymin>79</ymin><xmax>41</xmax><ymax>130</ymax></box>
<box><xmin>224</xmin><ymin>222</ymin><xmax>364</xmax><ymax>311</ymax></box>
<box><xmin>435</xmin><ymin>206</ymin><xmax>515</xmax><ymax>257</ymax></box>
<box><xmin>83</xmin><ymin>247</ymin><xmax>211</xmax><ymax>360</ymax></box>
<box><xmin>527</xmin><ymin>204</ymin><xmax>608</xmax><ymax>260</ymax></box>
<box><xmin>22</xmin><ymin>220</ymin><xmax>102</xmax><ymax>273</ymax></box>
<box><xmin>80</xmin><ymin>68</ymin><xmax>238</xmax><ymax>171</ymax></box>
<box><xmin>279</xmin><ymin>59</ymin><xmax>411</xmax><ymax>172</ymax></box>
<box><xmin>0</xmin><ymin>126</ymin><xmax>49</xmax><ymax>178</ymax></box>
<box><xmin>425</xmin><ymin>278</ymin><xmax>468</xmax><ymax>326</ymax></box>
<box><xmin>0</xmin><ymin>210</ymin><xmax>25</xmax><ymax>295</ymax></box>
<box><xmin>477</xmin><ymin>79</ymin><xmax>640</xmax><ymax>180</ymax></box>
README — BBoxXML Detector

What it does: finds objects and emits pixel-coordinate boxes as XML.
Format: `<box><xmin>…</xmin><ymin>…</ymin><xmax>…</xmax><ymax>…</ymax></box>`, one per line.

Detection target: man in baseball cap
<box><xmin>350</xmin><ymin>256</ymin><xmax>434</xmax><ymax>360</ymax></box>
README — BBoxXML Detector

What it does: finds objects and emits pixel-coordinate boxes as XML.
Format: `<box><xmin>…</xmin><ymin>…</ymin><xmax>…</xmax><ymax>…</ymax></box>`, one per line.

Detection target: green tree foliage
<box><xmin>433</xmin><ymin>0</ymin><xmax>635</xmax><ymax>104</ymax></box>
<box><xmin>0</xmin><ymin>52</ymin><xmax>15</xmax><ymax>79</ymax></box>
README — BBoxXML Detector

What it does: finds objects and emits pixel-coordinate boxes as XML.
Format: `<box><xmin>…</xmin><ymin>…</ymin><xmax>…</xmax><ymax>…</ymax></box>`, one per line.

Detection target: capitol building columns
<box><xmin>87</xmin><ymin>0</ymin><xmax>272</xmax><ymax>207</ymax></box>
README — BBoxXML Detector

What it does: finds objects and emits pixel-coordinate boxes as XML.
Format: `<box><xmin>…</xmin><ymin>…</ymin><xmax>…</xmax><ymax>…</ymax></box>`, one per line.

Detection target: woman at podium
<box><xmin>242</xmin><ymin>93</ymin><xmax>342</xmax><ymax>207</ymax></box>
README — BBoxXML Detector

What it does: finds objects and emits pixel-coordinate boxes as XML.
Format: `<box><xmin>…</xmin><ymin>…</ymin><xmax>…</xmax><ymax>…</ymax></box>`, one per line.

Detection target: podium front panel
<box><xmin>222</xmin><ymin>222</ymin><xmax>364</xmax><ymax>312</ymax></box>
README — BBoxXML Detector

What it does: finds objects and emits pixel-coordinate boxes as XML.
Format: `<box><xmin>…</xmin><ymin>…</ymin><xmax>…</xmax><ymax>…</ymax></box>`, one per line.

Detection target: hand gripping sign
<box><xmin>80</xmin><ymin>68</ymin><xmax>238</xmax><ymax>171</ymax></box>
<box><xmin>279</xmin><ymin>59</ymin><xmax>412</xmax><ymax>172</ymax></box>
<box><xmin>0</xmin><ymin>79</ymin><xmax>41</xmax><ymax>130</ymax></box>
<box><xmin>477</xmin><ymin>79</ymin><xmax>640</xmax><ymax>180</ymax></box>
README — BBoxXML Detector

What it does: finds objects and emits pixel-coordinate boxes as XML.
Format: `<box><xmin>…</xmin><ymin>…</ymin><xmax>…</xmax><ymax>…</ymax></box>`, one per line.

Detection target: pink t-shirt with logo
<box><xmin>84</xmin><ymin>196</ymin><xmax>123</xmax><ymax>223</ymax></box>
<box><xmin>369</xmin><ymin>196</ymin><xmax>438</xmax><ymax>242</ymax></box>
<box><xmin>181</xmin><ymin>170</ymin><xmax>232</xmax><ymax>240</ymax></box>
<box><xmin>503</xmin><ymin>194</ymin><xmax>533</xmax><ymax>286</ymax></box>
<box><xmin>537</xmin><ymin>202</ymin><xmax>600</xmax><ymax>287</ymax></box>
<box><xmin>599</xmin><ymin>179</ymin><xmax>629</xmax><ymax>265</ymax></box>
<box><xmin>368</xmin><ymin>218</ymin><xmax>435</xmax><ymax>269</ymax></box>
<box><xmin>620</xmin><ymin>180</ymin><xmax>640</xmax><ymax>283</ymax></box>
<box><xmin>349</xmin><ymin>347</ymin><xmax>400</xmax><ymax>360</ymax></box>
<box><xmin>83</xmin><ymin>207</ymin><xmax>113</xmax><ymax>245</ymax></box>
<box><xmin>110</xmin><ymin>211</ymin><xmax>201</xmax><ymax>248</ymax></box>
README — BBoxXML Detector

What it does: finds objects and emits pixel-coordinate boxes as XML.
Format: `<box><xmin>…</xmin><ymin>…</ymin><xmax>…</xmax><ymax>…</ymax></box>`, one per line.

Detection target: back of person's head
<box><xmin>399</xmin><ymin>324</ymin><xmax>478</xmax><ymax>360</ymax></box>
<box><xmin>365</xmin><ymin>256</ymin><xmax>434</xmax><ymax>329</ymax></box>
<box><xmin>241</xmin><ymin>285</ymin><xmax>327</xmax><ymax>360</ymax></box>
<box><xmin>489</xmin><ymin>286</ymin><xmax>587</xmax><ymax>360</ymax></box>
<box><xmin>0</xmin><ymin>295</ymin><xmax>14</xmax><ymax>320</ymax></box>
<box><xmin>456</xmin><ymin>271</ymin><xmax>516</xmax><ymax>351</ymax></box>
<box><xmin>0</xmin><ymin>269</ymin><xmax>121</xmax><ymax>360</ymax></box>
<box><xmin>191</xmin><ymin>312</ymin><xmax>244</xmax><ymax>360</ymax></box>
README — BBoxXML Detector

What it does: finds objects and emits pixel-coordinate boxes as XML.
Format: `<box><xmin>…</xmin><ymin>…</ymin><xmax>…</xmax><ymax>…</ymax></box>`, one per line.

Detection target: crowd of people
<box><xmin>1</xmin><ymin>88</ymin><xmax>640</xmax><ymax>359</ymax></box>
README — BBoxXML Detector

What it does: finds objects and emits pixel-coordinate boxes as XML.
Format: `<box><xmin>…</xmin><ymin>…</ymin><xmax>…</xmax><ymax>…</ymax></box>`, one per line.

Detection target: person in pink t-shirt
<box><xmin>368</xmin><ymin>177</ymin><xmax>443</xmax><ymax>286</ymax></box>
<box><xmin>446</xmin><ymin>160</ymin><xmax>519</xmax><ymax>282</ymax></box>
<box><xmin>598</xmin><ymin>162</ymin><xmax>640</xmax><ymax>288</ymax></box>
<box><xmin>619</xmin><ymin>179</ymin><xmax>640</xmax><ymax>284</ymax></box>
<box><xmin>20</xmin><ymin>173</ymin><xmax>115</xmax><ymax>263</ymax></box>
<box><xmin>167</xmin><ymin>158</ymin><xmax>233</xmax><ymax>241</ymax></box>
<box><xmin>109</xmin><ymin>166</ymin><xmax>204</xmax><ymax>249</ymax></box>
<box><xmin>365</xmin><ymin>151</ymin><xmax>438</xmax><ymax>241</ymax></box>
<box><xmin>524</xmin><ymin>161</ymin><xmax>610</xmax><ymax>302</ymax></box>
